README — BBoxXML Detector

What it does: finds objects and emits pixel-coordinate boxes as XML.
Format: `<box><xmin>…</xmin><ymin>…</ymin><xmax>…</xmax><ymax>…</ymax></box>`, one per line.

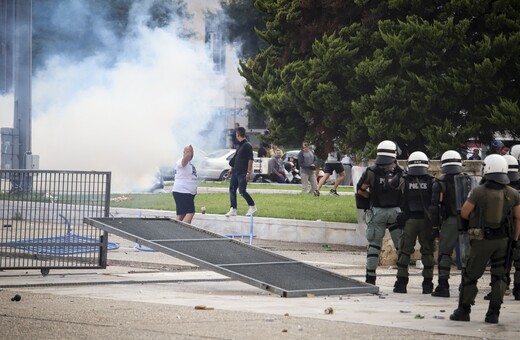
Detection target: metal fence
<box><xmin>0</xmin><ymin>170</ymin><xmax>111</xmax><ymax>274</ymax></box>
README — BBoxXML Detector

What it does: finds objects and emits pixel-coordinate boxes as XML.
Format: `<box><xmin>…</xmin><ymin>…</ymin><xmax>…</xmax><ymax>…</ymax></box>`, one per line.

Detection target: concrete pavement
<box><xmin>2</xmin><ymin>232</ymin><xmax>519</xmax><ymax>339</ymax></box>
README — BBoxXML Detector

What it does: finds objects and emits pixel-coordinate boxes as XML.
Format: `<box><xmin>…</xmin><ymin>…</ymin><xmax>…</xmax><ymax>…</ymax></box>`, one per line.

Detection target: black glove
<box><xmin>428</xmin><ymin>205</ymin><xmax>441</xmax><ymax>227</ymax></box>
<box><xmin>458</xmin><ymin>215</ymin><xmax>469</xmax><ymax>232</ymax></box>
<box><xmin>396</xmin><ymin>213</ymin><xmax>407</xmax><ymax>229</ymax></box>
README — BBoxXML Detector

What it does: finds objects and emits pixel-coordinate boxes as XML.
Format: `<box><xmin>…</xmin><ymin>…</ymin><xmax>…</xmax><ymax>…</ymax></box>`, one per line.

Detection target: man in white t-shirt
<box><xmin>341</xmin><ymin>153</ymin><xmax>353</xmax><ymax>186</ymax></box>
<box><xmin>172</xmin><ymin>144</ymin><xmax>198</xmax><ymax>223</ymax></box>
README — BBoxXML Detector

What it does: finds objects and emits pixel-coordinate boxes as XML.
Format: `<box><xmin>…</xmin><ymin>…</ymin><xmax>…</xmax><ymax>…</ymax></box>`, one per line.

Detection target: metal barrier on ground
<box><xmin>0</xmin><ymin>170</ymin><xmax>112</xmax><ymax>275</ymax></box>
<box><xmin>225</xmin><ymin>214</ymin><xmax>255</xmax><ymax>245</ymax></box>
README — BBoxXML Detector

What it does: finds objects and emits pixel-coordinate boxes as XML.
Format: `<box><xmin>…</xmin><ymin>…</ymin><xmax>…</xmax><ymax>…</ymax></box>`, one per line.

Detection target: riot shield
<box><xmin>453</xmin><ymin>174</ymin><xmax>480</xmax><ymax>211</ymax></box>
<box><xmin>352</xmin><ymin>166</ymin><xmax>369</xmax><ymax>234</ymax></box>
<box><xmin>453</xmin><ymin>175</ymin><xmax>478</xmax><ymax>211</ymax></box>
<box><xmin>352</xmin><ymin>166</ymin><xmax>370</xmax><ymax>210</ymax></box>
<box><xmin>454</xmin><ymin>174</ymin><xmax>480</xmax><ymax>269</ymax></box>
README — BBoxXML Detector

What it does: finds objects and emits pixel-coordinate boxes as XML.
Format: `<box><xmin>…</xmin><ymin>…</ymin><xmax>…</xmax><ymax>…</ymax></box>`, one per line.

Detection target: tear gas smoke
<box><xmin>0</xmin><ymin>94</ymin><xmax>14</xmax><ymax>128</ymax></box>
<box><xmin>28</xmin><ymin>3</ymin><xmax>228</xmax><ymax>192</ymax></box>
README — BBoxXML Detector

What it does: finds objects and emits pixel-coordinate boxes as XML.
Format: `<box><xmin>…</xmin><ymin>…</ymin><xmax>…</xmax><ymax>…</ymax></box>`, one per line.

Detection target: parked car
<box><xmin>197</xmin><ymin>149</ymin><xmax>261</xmax><ymax>181</ymax></box>
<box><xmin>159</xmin><ymin>166</ymin><xmax>175</xmax><ymax>181</ymax></box>
<box><xmin>144</xmin><ymin>171</ymin><xmax>165</xmax><ymax>193</ymax></box>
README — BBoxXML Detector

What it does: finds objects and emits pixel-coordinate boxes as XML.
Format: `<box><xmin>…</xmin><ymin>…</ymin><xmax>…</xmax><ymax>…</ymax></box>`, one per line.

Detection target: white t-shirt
<box><xmin>341</xmin><ymin>155</ymin><xmax>352</xmax><ymax>165</ymax></box>
<box><xmin>326</xmin><ymin>151</ymin><xmax>340</xmax><ymax>163</ymax></box>
<box><xmin>172</xmin><ymin>158</ymin><xmax>198</xmax><ymax>195</ymax></box>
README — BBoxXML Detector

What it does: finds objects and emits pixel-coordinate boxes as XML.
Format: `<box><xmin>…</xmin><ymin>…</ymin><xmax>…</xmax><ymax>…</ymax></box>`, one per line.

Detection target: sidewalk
<box><xmin>1</xmin><ymin>231</ymin><xmax>519</xmax><ymax>339</ymax></box>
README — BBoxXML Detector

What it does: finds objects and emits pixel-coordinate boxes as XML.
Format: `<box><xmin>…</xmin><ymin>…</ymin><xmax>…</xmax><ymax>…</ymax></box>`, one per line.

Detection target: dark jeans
<box><xmin>229</xmin><ymin>172</ymin><xmax>255</xmax><ymax>208</ymax></box>
<box><xmin>270</xmin><ymin>174</ymin><xmax>287</xmax><ymax>183</ymax></box>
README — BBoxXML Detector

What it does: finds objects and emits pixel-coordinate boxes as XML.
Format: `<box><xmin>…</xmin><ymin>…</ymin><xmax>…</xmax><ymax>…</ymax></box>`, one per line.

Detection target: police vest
<box><xmin>404</xmin><ymin>174</ymin><xmax>434</xmax><ymax>213</ymax></box>
<box><xmin>471</xmin><ymin>186</ymin><xmax>514</xmax><ymax>230</ymax></box>
<box><xmin>439</xmin><ymin>174</ymin><xmax>458</xmax><ymax>217</ymax></box>
<box><xmin>369</xmin><ymin>166</ymin><xmax>401</xmax><ymax>208</ymax></box>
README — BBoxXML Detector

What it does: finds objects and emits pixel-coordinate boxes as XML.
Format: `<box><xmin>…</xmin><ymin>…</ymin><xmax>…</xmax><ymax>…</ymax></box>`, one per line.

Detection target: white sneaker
<box><xmin>245</xmin><ymin>205</ymin><xmax>257</xmax><ymax>216</ymax></box>
<box><xmin>225</xmin><ymin>208</ymin><xmax>237</xmax><ymax>217</ymax></box>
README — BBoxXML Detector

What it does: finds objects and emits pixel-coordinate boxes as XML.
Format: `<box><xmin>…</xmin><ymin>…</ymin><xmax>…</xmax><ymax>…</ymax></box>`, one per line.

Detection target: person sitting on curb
<box><xmin>268</xmin><ymin>149</ymin><xmax>289</xmax><ymax>183</ymax></box>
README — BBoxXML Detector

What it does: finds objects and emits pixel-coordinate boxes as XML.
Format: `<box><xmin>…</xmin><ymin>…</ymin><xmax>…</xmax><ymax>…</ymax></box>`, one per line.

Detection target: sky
<box><xmin>1</xmin><ymin>1</ymin><xmax>231</xmax><ymax>192</ymax></box>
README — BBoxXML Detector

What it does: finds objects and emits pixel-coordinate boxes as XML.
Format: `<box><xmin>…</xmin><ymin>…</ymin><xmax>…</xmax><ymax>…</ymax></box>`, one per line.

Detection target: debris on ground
<box><xmin>111</xmin><ymin>196</ymin><xmax>129</xmax><ymax>202</ymax></box>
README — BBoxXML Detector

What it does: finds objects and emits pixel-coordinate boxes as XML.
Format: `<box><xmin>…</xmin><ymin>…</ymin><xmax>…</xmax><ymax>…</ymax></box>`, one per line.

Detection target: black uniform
<box><xmin>430</xmin><ymin>173</ymin><xmax>461</xmax><ymax>297</ymax></box>
<box><xmin>393</xmin><ymin>173</ymin><xmax>435</xmax><ymax>293</ymax></box>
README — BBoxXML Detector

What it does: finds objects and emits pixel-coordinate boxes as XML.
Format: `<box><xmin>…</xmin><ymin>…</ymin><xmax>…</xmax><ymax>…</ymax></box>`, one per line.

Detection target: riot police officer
<box><xmin>392</xmin><ymin>152</ymin><xmax>435</xmax><ymax>294</ymax></box>
<box><xmin>357</xmin><ymin>140</ymin><xmax>403</xmax><ymax>285</ymax></box>
<box><xmin>450</xmin><ymin>154</ymin><xmax>520</xmax><ymax>324</ymax></box>
<box><xmin>504</xmin><ymin>154</ymin><xmax>520</xmax><ymax>300</ymax></box>
<box><xmin>430</xmin><ymin>150</ymin><xmax>463</xmax><ymax>298</ymax></box>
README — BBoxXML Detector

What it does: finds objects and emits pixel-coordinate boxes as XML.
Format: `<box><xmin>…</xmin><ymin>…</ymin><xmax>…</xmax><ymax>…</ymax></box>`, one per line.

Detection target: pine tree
<box><xmin>240</xmin><ymin>0</ymin><xmax>520</xmax><ymax>158</ymax></box>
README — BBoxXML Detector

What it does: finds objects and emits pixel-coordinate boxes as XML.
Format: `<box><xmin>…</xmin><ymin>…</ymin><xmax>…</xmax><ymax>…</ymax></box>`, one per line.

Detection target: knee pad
<box><xmin>368</xmin><ymin>243</ymin><xmax>381</xmax><ymax>251</ymax></box>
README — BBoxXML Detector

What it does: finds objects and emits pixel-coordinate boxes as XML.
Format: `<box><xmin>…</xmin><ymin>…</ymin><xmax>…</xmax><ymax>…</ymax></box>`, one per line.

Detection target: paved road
<box><xmin>1</xmin><ymin>238</ymin><xmax>518</xmax><ymax>339</ymax></box>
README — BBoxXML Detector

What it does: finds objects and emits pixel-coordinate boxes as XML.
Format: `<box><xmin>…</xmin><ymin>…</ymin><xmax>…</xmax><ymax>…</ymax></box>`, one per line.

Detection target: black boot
<box><xmin>450</xmin><ymin>305</ymin><xmax>471</xmax><ymax>322</ymax></box>
<box><xmin>422</xmin><ymin>278</ymin><xmax>434</xmax><ymax>294</ymax></box>
<box><xmin>485</xmin><ymin>303</ymin><xmax>501</xmax><ymax>324</ymax></box>
<box><xmin>513</xmin><ymin>284</ymin><xmax>520</xmax><ymax>301</ymax></box>
<box><xmin>365</xmin><ymin>275</ymin><xmax>376</xmax><ymax>285</ymax></box>
<box><xmin>432</xmin><ymin>279</ymin><xmax>450</xmax><ymax>297</ymax></box>
<box><xmin>393</xmin><ymin>276</ymin><xmax>408</xmax><ymax>293</ymax></box>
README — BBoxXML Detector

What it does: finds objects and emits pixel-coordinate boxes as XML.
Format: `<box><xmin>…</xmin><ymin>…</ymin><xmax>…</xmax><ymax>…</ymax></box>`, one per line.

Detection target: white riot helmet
<box><xmin>440</xmin><ymin>150</ymin><xmax>462</xmax><ymax>174</ymax></box>
<box><xmin>375</xmin><ymin>140</ymin><xmax>397</xmax><ymax>165</ymax></box>
<box><xmin>511</xmin><ymin>144</ymin><xmax>520</xmax><ymax>160</ymax></box>
<box><xmin>504</xmin><ymin>154</ymin><xmax>519</xmax><ymax>182</ymax></box>
<box><xmin>407</xmin><ymin>151</ymin><xmax>429</xmax><ymax>176</ymax></box>
<box><xmin>482</xmin><ymin>154</ymin><xmax>509</xmax><ymax>185</ymax></box>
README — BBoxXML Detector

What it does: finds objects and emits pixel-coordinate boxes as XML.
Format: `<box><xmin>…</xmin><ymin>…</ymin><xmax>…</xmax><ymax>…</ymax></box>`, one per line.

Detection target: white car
<box><xmin>197</xmin><ymin>149</ymin><xmax>263</xmax><ymax>181</ymax></box>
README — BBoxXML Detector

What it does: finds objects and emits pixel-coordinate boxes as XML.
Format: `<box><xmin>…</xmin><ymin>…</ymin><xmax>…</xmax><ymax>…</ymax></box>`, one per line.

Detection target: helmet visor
<box><xmin>375</xmin><ymin>155</ymin><xmax>395</xmax><ymax>165</ymax></box>
<box><xmin>485</xmin><ymin>173</ymin><xmax>510</xmax><ymax>185</ymax></box>
<box><xmin>441</xmin><ymin>165</ymin><xmax>462</xmax><ymax>174</ymax></box>
<box><xmin>507</xmin><ymin>172</ymin><xmax>519</xmax><ymax>182</ymax></box>
<box><xmin>407</xmin><ymin>167</ymin><xmax>429</xmax><ymax>176</ymax></box>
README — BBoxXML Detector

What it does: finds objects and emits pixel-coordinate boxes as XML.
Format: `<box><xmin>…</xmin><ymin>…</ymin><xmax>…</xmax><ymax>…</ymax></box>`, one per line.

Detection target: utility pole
<box><xmin>0</xmin><ymin>0</ymin><xmax>32</xmax><ymax>171</ymax></box>
<box><xmin>13</xmin><ymin>0</ymin><xmax>32</xmax><ymax>171</ymax></box>
<box><xmin>0</xmin><ymin>0</ymin><xmax>14</xmax><ymax>94</ymax></box>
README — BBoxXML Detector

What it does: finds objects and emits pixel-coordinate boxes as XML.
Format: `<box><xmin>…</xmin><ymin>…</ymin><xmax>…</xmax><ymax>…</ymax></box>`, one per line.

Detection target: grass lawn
<box><xmin>111</xmin><ymin>183</ymin><xmax>358</xmax><ymax>223</ymax></box>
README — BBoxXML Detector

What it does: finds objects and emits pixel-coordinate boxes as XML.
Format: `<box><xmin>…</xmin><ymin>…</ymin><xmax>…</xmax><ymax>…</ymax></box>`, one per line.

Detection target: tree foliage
<box><xmin>219</xmin><ymin>0</ymin><xmax>267</xmax><ymax>59</ymax></box>
<box><xmin>237</xmin><ymin>0</ymin><xmax>520</xmax><ymax>159</ymax></box>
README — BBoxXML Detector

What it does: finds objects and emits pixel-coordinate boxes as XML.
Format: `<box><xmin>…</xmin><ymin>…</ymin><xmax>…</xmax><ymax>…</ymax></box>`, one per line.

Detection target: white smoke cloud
<box><xmin>0</xmin><ymin>94</ymin><xmax>14</xmax><ymax>128</ymax></box>
<box><xmin>32</xmin><ymin>8</ymin><xmax>227</xmax><ymax>193</ymax></box>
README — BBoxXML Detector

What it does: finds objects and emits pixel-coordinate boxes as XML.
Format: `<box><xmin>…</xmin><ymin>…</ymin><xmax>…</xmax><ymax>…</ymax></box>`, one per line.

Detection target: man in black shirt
<box><xmin>225</xmin><ymin>127</ymin><xmax>257</xmax><ymax>217</ymax></box>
